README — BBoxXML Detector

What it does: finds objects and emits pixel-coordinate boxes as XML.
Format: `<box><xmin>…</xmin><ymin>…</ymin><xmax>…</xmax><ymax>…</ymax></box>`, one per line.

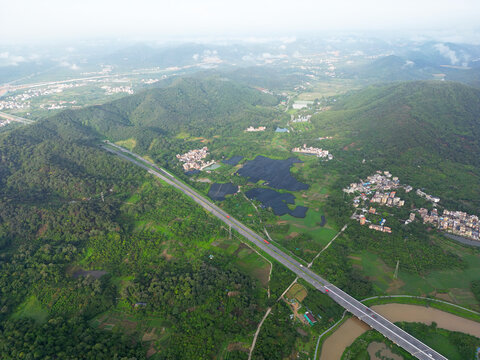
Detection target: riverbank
<box><xmin>319</xmin><ymin>303</ymin><xmax>480</xmax><ymax>360</ymax></box>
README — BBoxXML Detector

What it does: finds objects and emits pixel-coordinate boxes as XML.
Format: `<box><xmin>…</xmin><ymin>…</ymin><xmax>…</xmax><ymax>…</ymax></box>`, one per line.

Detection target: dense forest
<box><xmin>0</xmin><ymin>90</ymin><xmax>271</xmax><ymax>358</ymax></box>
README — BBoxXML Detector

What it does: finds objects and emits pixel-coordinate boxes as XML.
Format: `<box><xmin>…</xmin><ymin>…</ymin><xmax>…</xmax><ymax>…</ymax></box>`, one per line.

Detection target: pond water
<box><xmin>237</xmin><ymin>156</ymin><xmax>309</xmax><ymax>191</ymax></box>
<box><xmin>222</xmin><ymin>156</ymin><xmax>243</xmax><ymax>166</ymax></box>
<box><xmin>445</xmin><ymin>233</ymin><xmax>480</xmax><ymax>248</ymax></box>
<box><xmin>208</xmin><ymin>183</ymin><xmax>238</xmax><ymax>201</ymax></box>
<box><xmin>245</xmin><ymin>188</ymin><xmax>308</xmax><ymax>218</ymax></box>
<box><xmin>72</xmin><ymin>269</ymin><xmax>107</xmax><ymax>279</ymax></box>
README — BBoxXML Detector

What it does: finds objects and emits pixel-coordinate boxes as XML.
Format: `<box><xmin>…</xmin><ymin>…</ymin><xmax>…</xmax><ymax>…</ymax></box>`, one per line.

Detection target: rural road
<box><xmin>103</xmin><ymin>141</ymin><xmax>447</xmax><ymax>360</ymax></box>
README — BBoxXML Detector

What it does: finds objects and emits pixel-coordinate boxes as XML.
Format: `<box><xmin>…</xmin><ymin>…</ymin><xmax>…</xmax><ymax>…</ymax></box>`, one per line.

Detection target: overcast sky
<box><xmin>2</xmin><ymin>0</ymin><xmax>480</xmax><ymax>44</ymax></box>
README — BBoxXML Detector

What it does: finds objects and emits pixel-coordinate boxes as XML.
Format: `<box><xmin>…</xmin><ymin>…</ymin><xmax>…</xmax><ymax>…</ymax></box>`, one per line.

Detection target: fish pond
<box><xmin>237</xmin><ymin>156</ymin><xmax>309</xmax><ymax>191</ymax></box>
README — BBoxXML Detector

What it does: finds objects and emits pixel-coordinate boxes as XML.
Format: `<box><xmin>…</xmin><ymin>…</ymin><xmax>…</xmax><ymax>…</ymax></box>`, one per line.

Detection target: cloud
<box><xmin>59</xmin><ymin>60</ymin><xmax>79</xmax><ymax>70</ymax></box>
<box><xmin>403</xmin><ymin>59</ymin><xmax>415</xmax><ymax>68</ymax></box>
<box><xmin>0</xmin><ymin>52</ymin><xmax>26</xmax><ymax>66</ymax></box>
<box><xmin>434</xmin><ymin>43</ymin><xmax>459</xmax><ymax>65</ymax></box>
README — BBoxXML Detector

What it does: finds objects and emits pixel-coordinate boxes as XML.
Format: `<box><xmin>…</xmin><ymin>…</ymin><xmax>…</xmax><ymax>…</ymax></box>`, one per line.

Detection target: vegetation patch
<box><xmin>11</xmin><ymin>295</ymin><xmax>48</xmax><ymax>324</ymax></box>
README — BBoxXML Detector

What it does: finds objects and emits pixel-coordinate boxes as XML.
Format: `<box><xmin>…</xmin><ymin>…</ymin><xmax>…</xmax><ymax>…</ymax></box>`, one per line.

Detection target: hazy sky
<box><xmin>2</xmin><ymin>0</ymin><xmax>480</xmax><ymax>43</ymax></box>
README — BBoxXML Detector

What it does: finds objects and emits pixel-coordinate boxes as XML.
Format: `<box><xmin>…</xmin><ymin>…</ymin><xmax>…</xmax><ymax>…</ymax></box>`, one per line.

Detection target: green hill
<box><xmin>0</xmin><ymin>77</ymin><xmax>274</xmax><ymax>359</ymax></box>
<box><xmin>315</xmin><ymin>81</ymin><xmax>480</xmax><ymax>212</ymax></box>
<box><xmin>52</xmin><ymin>76</ymin><xmax>278</xmax><ymax>141</ymax></box>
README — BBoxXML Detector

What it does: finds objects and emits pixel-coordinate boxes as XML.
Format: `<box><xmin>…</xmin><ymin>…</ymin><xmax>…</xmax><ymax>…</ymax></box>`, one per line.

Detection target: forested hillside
<box><xmin>314</xmin><ymin>81</ymin><xmax>480</xmax><ymax>212</ymax></box>
<box><xmin>51</xmin><ymin>76</ymin><xmax>278</xmax><ymax>139</ymax></box>
<box><xmin>0</xmin><ymin>94</ymin><xmax>269</xmax><ymax>358</ymax></box>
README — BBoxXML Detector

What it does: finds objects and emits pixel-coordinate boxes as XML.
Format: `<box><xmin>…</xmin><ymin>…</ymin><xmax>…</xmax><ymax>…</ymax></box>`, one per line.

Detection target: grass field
<box><xmin>296</xmin><ymin>80</ymin><xmax>361</xmax><ymax>100</ymax></box>
<box><xmin>11</xmin><ymin>295</ymin><xmax>49</xmax><ymax>324</ymax></box>
<box><xmin>351</xmin><ymin>241</ymin><xmax>480</xmax><ymax>309</ymax></box>
<box><xmin>115</xmin><ymin>138</ymin><xmax>137</xmax><ymax>150</ymax></box>
<box><xmin>213</xmin><ymin>236</ymin><xmax>271</xmax><ymax>288</ymax></box>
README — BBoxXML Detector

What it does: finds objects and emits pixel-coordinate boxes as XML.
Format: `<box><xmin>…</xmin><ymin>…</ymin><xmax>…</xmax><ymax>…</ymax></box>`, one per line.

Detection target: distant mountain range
<box><xmin>343</xmin><ymin>41</ymin><xmax>480</xmax><ymax>86</ymax></box>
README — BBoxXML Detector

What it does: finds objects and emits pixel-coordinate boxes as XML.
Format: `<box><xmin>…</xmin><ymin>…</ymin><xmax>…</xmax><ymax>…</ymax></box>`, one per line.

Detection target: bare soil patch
<box><xmin>146</xmin><ymin>343</ymin><xmax>157</xmax><ymax>358</ymax></box>
<box><xmin>142</xmin><ymin>328</ymin><xmax>158</xmax><ymax>342</ymax></box>
<box><xmin>227</xmin><ymin>342</ymin><xmax>249</xmax><ymax>352</ymax></box>
<box><xmin>161</xmin><ymin>249</ymin><xmax>173</xmax><ymax>261</ymax></box>
<box><xmin>286</xmin><ymin>232</ymin><xmax>300</xmax><ymax>239</ymax></box>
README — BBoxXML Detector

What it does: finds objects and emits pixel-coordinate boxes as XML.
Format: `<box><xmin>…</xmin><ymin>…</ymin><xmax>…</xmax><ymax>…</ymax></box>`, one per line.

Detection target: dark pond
<box><xmin>185</xmin><ymin>169</ymin><xmax>200</xmax><ymax>176</ymax></box>
<box><xmin>319</xmin><ymin>215</ymin><xmax>326</xmax><ymax>227</ymax></box>
<box><xmin>246</xmin><ymin>188</ymin><xmax>308</xmax><ymax>218</ymax></box>
<box><xmin>444</xmin><ymin>233</ymin><xmax>480</xmax><ymax>248</ymax></box>
<box><xmin>208</xmin><ymin>182</ymin><xmax>238</xmax><ymax>201</ymax></box>
<box><xmin>237</xmin><ymin>156</ymin><xmax>309</xmax><ymax>191</ymax></box>
<box><xmin>222</xmin><ymin>156</ymin><xmax>243</xmax><ymax>166</ymax></box>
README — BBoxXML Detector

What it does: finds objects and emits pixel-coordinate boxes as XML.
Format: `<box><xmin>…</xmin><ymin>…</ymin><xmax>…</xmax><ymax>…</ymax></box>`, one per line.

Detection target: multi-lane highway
<box><xmin>103</xmin><ymin>141</ymin><xmax>447</xmax><ymax>360</ymax></box>
<box><xmin>0</xmin><ymin>111</ymin><xmax>35</xmax><ymax>125</ymax></box>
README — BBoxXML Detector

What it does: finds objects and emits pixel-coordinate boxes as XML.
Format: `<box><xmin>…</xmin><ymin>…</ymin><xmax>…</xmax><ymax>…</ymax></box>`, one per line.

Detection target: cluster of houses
<box><xmin>418</xmin><ymin>208</ymin><xmax>480</xmax><ymax>240</ymax></box>
<box><xmin>353</xmin><ymin>208</ymin><xmax>392</xmax><ymax>233</ymax></box>
<box><xmin>416</xmin><ymin>189</ymin><xmax>440</xmax><ymax>203</ymax></box>
<box><xmin>370</xmin><ymin>191</ymin><xmax>405</xmax><ymax>207</ymax></box>
<box><xmin>245</xmin><ymin>126</ymin><xmax>266</xmax><ymax>132</ymax></box>
<box><xmin>0</xmin><ymin>83</ymin><xmax>85</xmax><ymax>111</ymax></box>
<box><xmin>368</xmin><ymin>224</ymin><xmax>392</xmax><ymax>233</ymax></box>
<box><xmin>292</xmin><ymin>144</ymin><xmax>333</xmax><ymax>160</ymax></box>
<box><xmin>101</xmin><ymin>85</ymin><xmax>134</xmax><ymax>95</ymax></box>
<box><xmin>344</xmin><ymin>170</ymin><xmax>480</xmax><ymax>241</ymax></box>
<box><xmin>345</xmin><ymin>171</ymin><xmax>412</xmax><ymax>234</ymax></box>
<box><xmin>344</xmin><ymin>171</ymin><xmax>405</xmax><ymax>195</ymax></box>
<box><xmin>292</xmin><ymin>100</ymin><xmax>313</xmax><ymax>110</ymax></box>
<box><xmin>291</xmin><ymin>114</ymin><xmax>311</xmax><ymax>123</ymax></box>
<box><xmin>0</xmin><ymin>119</ymin><xmax>11</xmax><ymax>127</ymax></box>
<box><xmin>176</xmin><ymin>147</ymin><xmax>215</xmax><ymax>171</ymax></box>
<box><xmin>344</xmin><ymin>171</ymin><xmax>408</xmax><ymax>211</ymax></box>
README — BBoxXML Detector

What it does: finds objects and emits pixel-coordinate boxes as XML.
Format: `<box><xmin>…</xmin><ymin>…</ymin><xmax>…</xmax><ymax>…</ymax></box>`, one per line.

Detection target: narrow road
<box><xmin>308</xmin><ymin>224</ymin><xmax>347</xmax><ymax>268</ymax></box>
<box><xmin>102</xmin><ymin>141</ymin><xmax>447</xmax><ymax>360</ymax></box>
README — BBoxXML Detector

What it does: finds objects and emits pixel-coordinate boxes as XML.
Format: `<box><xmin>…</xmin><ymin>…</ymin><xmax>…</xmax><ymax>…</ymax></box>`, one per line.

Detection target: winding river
<box><xmin>320</xmin><ymin>303</ymin><xmax>480</xmax><ymax>360</ymax></box>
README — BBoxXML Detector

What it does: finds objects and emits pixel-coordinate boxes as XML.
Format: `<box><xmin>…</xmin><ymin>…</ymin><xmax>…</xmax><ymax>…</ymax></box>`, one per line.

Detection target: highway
<box><xmin>0</xmin><ymin>111</ymin><xmax>36</xmax><ymax>125</ymax></box>
<box><xmin>102</xmin><ymin>141</ymin><xmax>447</xmax><ymax>360</ymax></box>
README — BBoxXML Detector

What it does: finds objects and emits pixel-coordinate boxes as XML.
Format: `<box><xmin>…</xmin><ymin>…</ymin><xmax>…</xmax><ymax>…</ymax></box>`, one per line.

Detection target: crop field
<box><xmin>286</xmin><ymin>283</ymin><xmax>308</xmax><ymax>302</ymax></box>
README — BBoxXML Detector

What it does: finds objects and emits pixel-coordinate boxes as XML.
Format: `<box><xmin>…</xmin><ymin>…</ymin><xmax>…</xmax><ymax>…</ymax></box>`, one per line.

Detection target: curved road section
<box><xmin>102</xmin><ymin>141</ymin><xmax>446</xmax><ymax>360</ymax></box>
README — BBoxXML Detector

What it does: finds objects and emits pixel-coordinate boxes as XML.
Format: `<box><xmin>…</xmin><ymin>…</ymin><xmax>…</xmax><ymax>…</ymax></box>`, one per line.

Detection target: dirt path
<box><xmin>308</xmin><ymin>224</ymin><xmax>347</xmax><ymax>268</ymax></box>
<box><xmin>248</xmin><ymin>307</ymin><xmax>272</xmax><ymax>360</ymax></box>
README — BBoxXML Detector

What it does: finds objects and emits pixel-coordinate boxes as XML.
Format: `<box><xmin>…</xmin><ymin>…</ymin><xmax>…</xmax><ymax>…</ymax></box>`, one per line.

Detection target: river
<box><xmin>320</xmin><ymin>303</ymin><xmax>480</xmax><ymax>360</ymax></box>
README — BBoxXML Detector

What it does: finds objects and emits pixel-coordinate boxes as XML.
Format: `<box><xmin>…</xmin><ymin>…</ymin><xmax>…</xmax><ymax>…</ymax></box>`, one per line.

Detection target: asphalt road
<box><xmin>103</xmin><ymin>141</ymin><xmax>447</xmax><ymax>360</ymax></box>
<box><xmin>0</xmin><ymin>111</ymin><xmax>35</xmax><ymax>125</ymax></box>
